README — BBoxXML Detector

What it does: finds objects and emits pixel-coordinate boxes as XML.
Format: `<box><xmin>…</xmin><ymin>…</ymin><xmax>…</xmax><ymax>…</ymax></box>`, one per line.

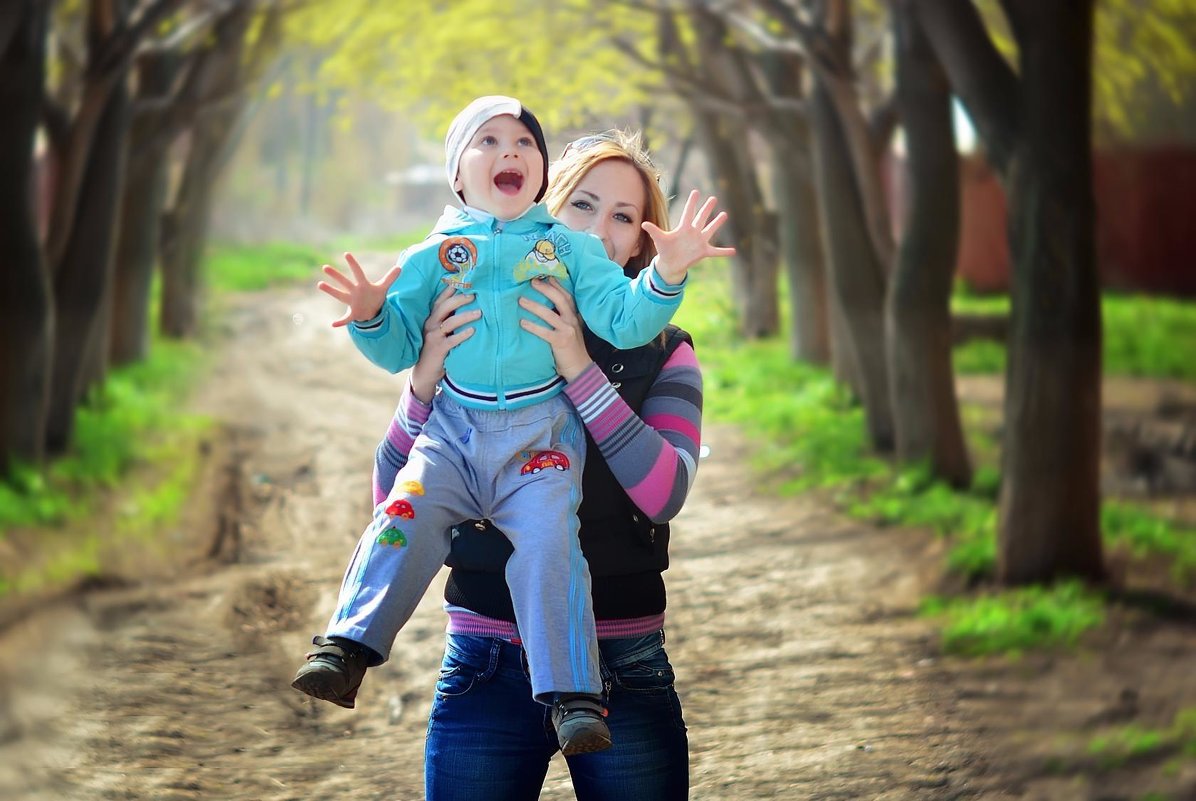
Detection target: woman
<box><xmin>375</xmin><ymin>130</ymin><xmax>707</xmax><ymax>801</ymax></box>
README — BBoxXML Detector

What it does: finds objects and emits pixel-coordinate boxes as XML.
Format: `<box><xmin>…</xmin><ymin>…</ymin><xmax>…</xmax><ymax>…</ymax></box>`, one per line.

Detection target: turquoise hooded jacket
<box><xmin>349</xmin><ymin>204</ymin><xmax>685</xmax><ymax>411</ymax></box>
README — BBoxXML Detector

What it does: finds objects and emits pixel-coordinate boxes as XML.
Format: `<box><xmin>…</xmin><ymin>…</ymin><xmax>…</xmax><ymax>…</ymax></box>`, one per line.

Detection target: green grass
<box><xmin>1085</xmin><ymin>707</ymin><xmax>1196</xmax><ymax>770</ymax></box>
<box><xmin>920</xmin><ymin>580</ymin><xmax>1106</xmax><ymax>656</ymax></box>
<box><xmin>951</xmin><ymin>289</ymin><xmax>1196</xmax><ymax>380</ymax></box>
<box><xmin>0</xmin><ymin>337</ymin><xmax>210</xmax><ymax>533</ymax></box>
<box><xmin>1102</xmin><ymin>504</ymin><xmax>1196</xmax><ymax>583</ymax></box>
<box><xmin>203</xmin><ymin>234</ymin><xmax>430</xmax><ymax>294</ymax></box>
<box><xmin>204</xmin><ymin>241</ymin><xmax>329</xmax><ymax>292</ymax></box>
<box><xmin>675</xmin><ymin>265</ymin><xmax>1196</xmax><ymax>653</ymax></box>
<box><xmin>846</xmin><ymin>464</ymin><xmax>999</xmax><ymax>578</ymax></box>
<box><xmin>0</xmin><ymin>306</ymin><xmax>213</xmax><ymax>600</ymax></box>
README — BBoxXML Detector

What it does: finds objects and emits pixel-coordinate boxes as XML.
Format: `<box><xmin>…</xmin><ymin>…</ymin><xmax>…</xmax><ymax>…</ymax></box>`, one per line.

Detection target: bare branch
<box><xmin>725</xmin><ymin>9</ymin><xmax>805</xmax><ymax>56</ymax></box>
<box><xmin>92</xmin><ymin>0</ymin><xmax>188</xmax><ymax>78</ymax></box>
<box><xmin>915</xmin><ymin>0</ymin><xmax>1018</xmax><ymax>173</ymax></box>
<box><xmin>733</xmin><ymin>0</ymin><xmax>893</xmax><ymax>264</ymax></box>
<box><xmin>147</xmin><ymin>0</ymin><xmax>239</xmax><ymax>53</ymax></box>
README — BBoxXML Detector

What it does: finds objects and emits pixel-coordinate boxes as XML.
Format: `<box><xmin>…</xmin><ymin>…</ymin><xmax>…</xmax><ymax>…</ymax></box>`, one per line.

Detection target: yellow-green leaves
<box><xmin>284</xmin><ymin>0</ymin><xmax>658</xmax><ymax>135</ymax></box>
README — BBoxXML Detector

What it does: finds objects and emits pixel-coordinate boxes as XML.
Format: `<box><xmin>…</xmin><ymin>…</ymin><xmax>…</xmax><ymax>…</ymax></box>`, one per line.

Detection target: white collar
<box><xmin>461</xmin><ymin>202</ymin><xmax>534</xmax><ymax>224</ymax></box>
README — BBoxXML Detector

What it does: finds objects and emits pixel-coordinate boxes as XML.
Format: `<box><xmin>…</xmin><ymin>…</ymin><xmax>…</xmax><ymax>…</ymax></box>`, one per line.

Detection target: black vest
<box><xmin>443</xmin><ymin>325</ymin><xmax>694</xmax><ymax>620</ymax></box>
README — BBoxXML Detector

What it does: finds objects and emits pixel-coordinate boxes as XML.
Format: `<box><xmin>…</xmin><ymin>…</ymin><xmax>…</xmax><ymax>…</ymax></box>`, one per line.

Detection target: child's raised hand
<box><xmin>317</xmin><ymin>252</ymin><xmax>403</xmax><ymax>327</ymax></box>
<box><xmin>643</xmin><ymin>190</ymin><xmax>736</xmax><ymax>285</ymax></box>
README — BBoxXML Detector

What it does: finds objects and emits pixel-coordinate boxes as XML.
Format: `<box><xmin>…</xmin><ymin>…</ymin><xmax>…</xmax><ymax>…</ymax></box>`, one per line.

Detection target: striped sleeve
<box><xmin>372</xmin><ymin>381</ymin><xmax>433</xmax><ymax>504</ymax></box>
<box><xmin>563</xmin><ymin>343</ymin><xmax>702</xmax><ymax>523</ymax></box>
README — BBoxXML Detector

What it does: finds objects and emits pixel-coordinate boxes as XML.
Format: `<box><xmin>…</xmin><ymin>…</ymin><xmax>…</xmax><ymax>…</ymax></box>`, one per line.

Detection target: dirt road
<box><xmin>1</xmin><ymin>277</ymin><xmax>1192</xmax><ymax>800</ymax></box>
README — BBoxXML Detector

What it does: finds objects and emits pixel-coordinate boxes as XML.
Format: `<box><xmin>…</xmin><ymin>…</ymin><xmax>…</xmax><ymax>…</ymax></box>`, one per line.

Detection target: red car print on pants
<box><xmin>520</xmin><ymin>450</ymin><xmax>571</xmax><ymax>475</ymax></box>
<box><xmin>385</xmin><ymin>499</ymin><xmax>415</xmax><ymax>519</ymax></box>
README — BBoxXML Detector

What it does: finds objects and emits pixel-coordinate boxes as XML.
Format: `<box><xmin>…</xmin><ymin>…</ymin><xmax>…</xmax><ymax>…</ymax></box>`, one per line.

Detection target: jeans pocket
<box><xmin>611</xmin><ymin>647</ymin><xmax>676</xmax><ymax>693</ymax></box>
<box><xmin>434</xmin><ymin>636</ymin><xmax>495</xmax><ymax>698</ymax></box>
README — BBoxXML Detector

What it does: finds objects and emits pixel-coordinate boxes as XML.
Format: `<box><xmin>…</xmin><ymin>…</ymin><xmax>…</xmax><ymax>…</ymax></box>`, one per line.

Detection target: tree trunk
<box><xmin>45</xmin><ymin>77</ymin><xmax>131</xmax><ymax>454</ymax></box>
<box><xmin>685</xmin><ymin>4</ymin><xmax>780</xmax><ymax>339</ymax></box>
<box><xmin>809</xmin><ymin>80</ymin><xmax>894</xmax><ymax>451</ymax></box>
<box><xmin>109</xmin><ymin>49</ymin><xmax>179</xmax><ymax>366</ymax></box>
<box><xmin>0</xmin><ymin>0</ymin><xmax>51</xmax><ymax>474</ymax></box>
<box><xmin>159</xmin><ymin>119</ymin><xmax>220</xmax><ymax>338</ymax></box>
<box><xmin>775</xmin><ymin>150</ymin><xmax>830</xmax><ymax>364</ymax></box>
<box><xmin>692</xmin><ymin>110</ymin><xmax>780</xmax><ymax>339</ymax></box>
<box><xmin>829</xmin><ymin>293</ymin><xmax>862</xmax><ymax>396</ymax></box>
<box><xmin>160</xmin><ymin>5</ymin><xmax>255</xmax><ymax>339</ymax></box>
<box><xmin>996</xmin><ymin>0</ymin><xmax>1104</xmax><ymax>583</ymax></box>
<box><xmin>886</xmin><ymin>0</ymin><xmax>971</xmax><ymax>486</ymax></box>
<box><xmin>757</xmin><ymin>50</ymin><xmax>829</xmax><ymax>365</ymax></box>
<box><xmin>43</xmin><ymin>0</ymin><xmax>186</xmax><ymax>274</ymax></box>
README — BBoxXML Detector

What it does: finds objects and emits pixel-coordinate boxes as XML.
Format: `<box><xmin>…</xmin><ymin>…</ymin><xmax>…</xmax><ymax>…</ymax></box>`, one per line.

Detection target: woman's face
<box><xmin>556</xmin><ymin>159</ymin><xmax>646</xmax><ymax>268</ymax></box>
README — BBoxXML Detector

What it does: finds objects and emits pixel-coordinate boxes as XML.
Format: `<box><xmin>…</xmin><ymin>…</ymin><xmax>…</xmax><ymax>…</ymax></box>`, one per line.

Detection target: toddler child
<box><xmin>293</xmin><ymin>96</ymin><xmax>723</xmax><ymax>755</ymax></box>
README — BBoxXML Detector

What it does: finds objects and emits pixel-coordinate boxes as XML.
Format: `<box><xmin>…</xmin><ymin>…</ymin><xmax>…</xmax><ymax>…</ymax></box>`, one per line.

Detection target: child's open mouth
<box><xmin>494</xmin><ymin>170</ymin><xmax>524</xmax><ymax>195</ymax></box>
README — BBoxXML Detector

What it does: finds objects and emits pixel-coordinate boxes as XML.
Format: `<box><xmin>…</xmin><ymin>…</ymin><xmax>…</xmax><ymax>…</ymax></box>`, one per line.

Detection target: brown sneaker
<box><xmin>551</xmin><ymin>694</ymin><xmax>612</xmax><ymax>756</ymax></box>
<box><xmin>290</xmin><ymin>636</ymin><xmax>372</xmax><ymax>709</ymax></box>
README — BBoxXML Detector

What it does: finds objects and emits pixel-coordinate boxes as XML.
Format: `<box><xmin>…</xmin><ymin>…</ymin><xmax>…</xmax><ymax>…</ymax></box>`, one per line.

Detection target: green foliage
<box><xmin>203</xmin><ymin>241</ymin><xmax>328</xmax><ymax>292</ymax></box>
<box><xmin>1102</xmin><ymin>503</ymin><xmax>1196</xmax><ymax>582</ymax></box>
<box><xmin>1102</xmin><ymin>294</ymin><xmax>1196</xmax><ymax>381</ymax></box>
<box><xmin>3</xmin><ymin>426</ymin><xmax>205</xmax><ymax>598</ymax></box>
<box><xmin>205</xmin><ymin>235</ymin><xmax>431</xmax><ymax>295</ymax></box>
<box><xmin>920</xmin><ymin>581</ymin><xmax>1106</xmax><ymax>656</ymax></box>
<box><xmin>1085</xmin><ymin>707</ymin><xmax>1196</xmax><ymax>771</ymax></box>
<box><xmin>973</xmin><ymin>1</ymin><xmax>1196</xmax><ymax>141</ymax></box>
<box><xmin>951</xmin><ymin>291</ymin><xmax>1196</xmax><ymax>380</ymax></box>
<box><xmin>284</xmin><ymin>1</ymin><xmax>655</xmax><ymax>134</ymax></box>
<box><xmin>0</xmin><ymin>334</ymin><xmax>209</xmax><ymax>534</ymax></box>
<box><xmin>953</xmin><ymin>340</ymin><xmax>1007</xmax><ymax>375</ymax></box>
<box><xmin>849</xmin><ymin>465</ymin><xmax>999</xmax><ymax>580</ymax></box>
<box><xmin>1094</xmin><ymin>0</ymin><xmax>1196</xmax><ymax>140</ymax></box>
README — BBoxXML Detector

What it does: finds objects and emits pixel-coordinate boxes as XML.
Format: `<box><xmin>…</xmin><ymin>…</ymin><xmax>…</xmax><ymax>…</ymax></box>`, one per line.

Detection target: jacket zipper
<box><xmin>492</xmin><ymin>222</ymin><xmax>505</xmax><ymax>409</ymax></box>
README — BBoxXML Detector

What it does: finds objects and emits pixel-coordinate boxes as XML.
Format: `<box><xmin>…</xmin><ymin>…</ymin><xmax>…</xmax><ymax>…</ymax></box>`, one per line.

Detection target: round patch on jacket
<box><xmin>439</xmin><ymin>237</ymin><xmax>478</xmax><ymax>288</ymax></box>
<box><xmin>439</xmin><ymin>237</ymin><xmax>477</xmax><ymax>272</ymax></box>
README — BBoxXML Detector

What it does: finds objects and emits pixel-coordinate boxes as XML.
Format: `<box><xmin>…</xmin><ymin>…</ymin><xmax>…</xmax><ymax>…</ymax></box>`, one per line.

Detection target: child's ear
<box><xmin>453</xmin><ymin>174</ymin><xmax>464</xmax><ymax>193</ymax></box>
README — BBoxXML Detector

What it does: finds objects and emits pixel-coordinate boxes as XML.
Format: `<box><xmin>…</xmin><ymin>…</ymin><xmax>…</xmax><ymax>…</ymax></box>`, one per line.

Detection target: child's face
<box><xmin>453</xmin><ymin>115</ymin><xmax>545</xmax><ymax>220</ymax></box>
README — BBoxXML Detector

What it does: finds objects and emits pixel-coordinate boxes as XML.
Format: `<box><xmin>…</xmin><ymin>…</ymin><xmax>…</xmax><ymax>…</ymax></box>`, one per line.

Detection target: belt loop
<box><xmin>659</xmin><ymin>629</ymin><xmax>666</xmax><ymax>646</ymax></box>
<box><xmin>486</xmin><ymin>637</ymin><xmax>503</xmax><ymax>679</ymax></box>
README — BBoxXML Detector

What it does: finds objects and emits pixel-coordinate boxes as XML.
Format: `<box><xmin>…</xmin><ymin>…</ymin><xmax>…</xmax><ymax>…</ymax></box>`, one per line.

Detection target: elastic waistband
<box><xmin>445</xmin><ymin>606</ymin><xmax>665</xmax><ymax>641</ymax></box>
<box><xmin>441</xmin><ymin>374</ymin><xmax>565</xmax><ymax>411</ymax></box>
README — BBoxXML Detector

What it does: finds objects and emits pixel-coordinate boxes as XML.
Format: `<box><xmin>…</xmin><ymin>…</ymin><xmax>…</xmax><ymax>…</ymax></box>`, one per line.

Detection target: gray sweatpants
<box><xmin>325</xmin><ymin>393</ymin><xmax>599</xmax><ymax>701</ymax></box>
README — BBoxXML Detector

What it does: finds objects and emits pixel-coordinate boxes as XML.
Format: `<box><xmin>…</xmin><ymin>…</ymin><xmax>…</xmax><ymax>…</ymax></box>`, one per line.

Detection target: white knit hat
<box><xmin>444</xmin><ymin>95</ymin><xmax>549</xmax><ymax>202</ymax></box>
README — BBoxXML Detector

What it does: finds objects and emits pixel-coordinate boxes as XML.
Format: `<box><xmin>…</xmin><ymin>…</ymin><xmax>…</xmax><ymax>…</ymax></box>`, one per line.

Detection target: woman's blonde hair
<box><xmin>543</xmin><ymin>130</ymin><xmax>669</xmax><ymax>276</ymax></box>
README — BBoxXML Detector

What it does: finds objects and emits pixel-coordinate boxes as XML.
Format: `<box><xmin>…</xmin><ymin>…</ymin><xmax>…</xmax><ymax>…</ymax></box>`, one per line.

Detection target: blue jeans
<box><xmin>425</xmin><ymin>630</ymin><xmax>689</xmax><ymax>801</ymax></box>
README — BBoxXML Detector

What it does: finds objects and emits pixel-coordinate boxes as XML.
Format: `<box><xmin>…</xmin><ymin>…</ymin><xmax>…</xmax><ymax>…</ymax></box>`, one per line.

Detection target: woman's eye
<box><xmin>614</xmin><ymin>213</ymin><xmax>634</xmax><ymax>224</ymax></box>
<box><xmin>570</xmin><ymin>200</ymin><xmax>594</xmax><ymax>212</ymax></box>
